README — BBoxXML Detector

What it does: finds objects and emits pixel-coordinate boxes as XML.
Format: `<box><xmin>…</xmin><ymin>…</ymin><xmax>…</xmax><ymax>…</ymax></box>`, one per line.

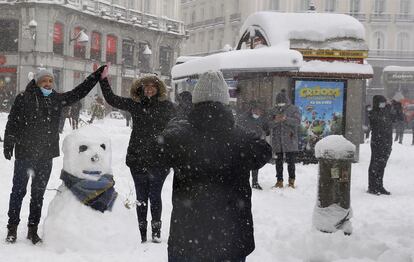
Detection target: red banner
<box><xmin>91</xmin><ymin>31</ymin><xmax>101</xmax><ymax>51</ymax></box>
<box><xmin>53</xmin><ymin>23</ymin><xmax>63</xmax><ymax>44</ymax></box>
<box><xmin>106</xmin><ymin>35</ymin><xmax>117</xmax><ymax>54</ymax></box>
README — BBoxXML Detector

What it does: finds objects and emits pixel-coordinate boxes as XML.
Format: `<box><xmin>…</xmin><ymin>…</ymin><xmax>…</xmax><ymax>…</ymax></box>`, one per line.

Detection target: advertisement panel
<box><xmin>294</xmin><ymin>80</ymin><xmax>346</xmax><ymax>155</ymax></box>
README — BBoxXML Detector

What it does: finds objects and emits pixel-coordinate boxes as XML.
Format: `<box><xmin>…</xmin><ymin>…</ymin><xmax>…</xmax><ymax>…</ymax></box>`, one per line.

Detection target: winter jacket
<box><xmin>236</xmin><ymin>111</ymin><xmax>266</xmax><ymax>138</ymax></box>
<box><xmin>369</xmin><ymin>95</ymin><xmax>394</xmax><ymax>150</ymax></box>
<box><xmin>99</xmin><ymin>77</ymin><xmax>175</xmax><ymax>168</ymax></box>
<box><xmin>4</xmin><ymin>73</ymin><xmax>100</xmax><ymax>160</ymax></box>
<box><xmin>158</xmin><ymin>102</ymin><xmax>272</xmax><ymax>261</ymax></box>
<box><xmin>265</xmin><ymin>104</ymin><xmax>301</xmax><ymax>153</ymax></box>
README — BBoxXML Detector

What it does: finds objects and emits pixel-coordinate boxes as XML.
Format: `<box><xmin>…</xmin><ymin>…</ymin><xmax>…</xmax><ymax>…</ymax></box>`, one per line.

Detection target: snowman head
<box><xmin>62</xmin><ymin>126</ymin><xmax>112</xmax><ymax>181</ymax></box>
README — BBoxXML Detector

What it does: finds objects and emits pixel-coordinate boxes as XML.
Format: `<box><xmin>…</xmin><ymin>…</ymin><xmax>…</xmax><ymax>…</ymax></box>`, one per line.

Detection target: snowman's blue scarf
<box><xmin>60</xmin><ymin>170</ymin><xmax>118</xmax><ymax>212</ymax></box>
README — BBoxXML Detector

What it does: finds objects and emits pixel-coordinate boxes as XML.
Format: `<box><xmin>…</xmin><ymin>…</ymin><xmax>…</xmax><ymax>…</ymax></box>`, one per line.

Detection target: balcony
<box><xmin>369</xmin><ymin>49</ymin><xmax>414</xmax><ymax>60</ymax></box>
<box><xmin>369</xmin><ymin>13</ymin><xmax>392</xmax><ymax>22</ymax></box>
<box><xmin>395</xmin><ymin>13</ymin><xmax>414</xmax><ymax>23</ymax></box>
<box><xmin>348</xmin><ymin>12</ymin><xmax>367</xmax><ymax>22</ymax></box>
<box><xmin>230</xmin><ymin>13</ymin><xmax>241</xmax><ymax>23</ymax></box>
<box><xmin>187</xmin><ymin>17</ymin><xmax>225</xmax><ymax>29</ymax></box>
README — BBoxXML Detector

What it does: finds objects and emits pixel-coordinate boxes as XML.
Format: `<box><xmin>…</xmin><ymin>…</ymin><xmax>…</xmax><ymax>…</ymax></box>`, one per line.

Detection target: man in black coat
<box><xmin>3</xmin><ymin>66</ymin><xmax>105</xmax><ymax>244</ymax></box>
<box><xmin>158</xmin><ymin>71</ymin><xmax>272</xmax><ymax>262</ymax></box>
<box><xmin>368</xmin><ymin>95</ymin><xmax>394</xmax><ymax>195</ymax></box>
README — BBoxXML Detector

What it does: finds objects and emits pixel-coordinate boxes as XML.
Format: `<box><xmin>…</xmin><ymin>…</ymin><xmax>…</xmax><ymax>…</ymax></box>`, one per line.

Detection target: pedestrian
<box><xmin>89</xmin><ymin>96</ymin><xmax>105</xmax><ymax>123</ymax></box>
<box><xmin>175</xmin><ymin>91</ymin><xmax>193</xmax><ymax>121</ymax></box>
<box><xmin>70</xmin><ymin>100</ymin><xmax>82</xmax><ymax>129</ymax></box>
<box><xmin>265</xmin><ymin>89</ymin><xmax>301</xmax><ymax>188</ymax></box>
<box><xmin>58</xmin><ymin>105</ymin><xmax>71</xmax><ymax>133</ymax></box>
<box><xmin>392</xmin><ymin>100</ymin><xmax>405</xmax><ymax>144</ymax></box>
<box><xmin>368</xmin><ymin>95</ymin><xmax>394</xmax><ymax>195</ymax></box>
<box><xmin>158</xmin><ymin>70</ymin><xmax>272</xmax><ymax>262</ymax></box>
<box><xmin>364</xmin><ymin>104</ymin><xmax>372</xmax><ymax>140</ymax></box>
<box><xmin>3</xmin><ymin>66</ymin><xmax>105</xmax><ymax>244</ymax></box>
<box><xmin>236</xmin><ymin>100</ymin><xmax>266</xmax><ymax>190</ymax></box>
<box><xmin>99</xmin><ymin>67</ymin><xmax>175</xmax><ymax>244</ymax></box>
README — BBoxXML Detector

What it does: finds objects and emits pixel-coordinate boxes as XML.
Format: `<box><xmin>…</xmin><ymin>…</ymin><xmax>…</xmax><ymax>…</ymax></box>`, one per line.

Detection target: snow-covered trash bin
<box><xmin>313</xmin><ymin>135</ymin><xmax>356</xmax><ymax>235</ymax></box>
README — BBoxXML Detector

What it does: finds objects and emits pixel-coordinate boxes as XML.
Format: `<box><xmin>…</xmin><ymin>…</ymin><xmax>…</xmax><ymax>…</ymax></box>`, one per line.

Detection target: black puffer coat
<box><xmin>4</xmin><ymin>74</ymin><xmax>100</xmax><ymax>160</ymax></box>
<box><xmin>159</xmin><ymin>102</ymin><xmax>272</xmax><ymax>261</ymax></box>
<box><xmin>369</xmin><ymin>95</ymin><xmax>394</xmax><ymax>150</ymax></box>
<box><xmin>99</xmin><ymin>77</ymin><xmax>175</xmax><ymax>167</ymax></box>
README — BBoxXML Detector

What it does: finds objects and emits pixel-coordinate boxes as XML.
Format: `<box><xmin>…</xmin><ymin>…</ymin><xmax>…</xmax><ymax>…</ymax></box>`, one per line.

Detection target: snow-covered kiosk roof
<box><xmin>238</xmin><ymin>12</ymin><xmax>367</xmax><ymax>51</ymax></box>
<box><xmin>171</xmin><ymin>47</ymin><xmax>303</xmax><ymax>80</ymax></box>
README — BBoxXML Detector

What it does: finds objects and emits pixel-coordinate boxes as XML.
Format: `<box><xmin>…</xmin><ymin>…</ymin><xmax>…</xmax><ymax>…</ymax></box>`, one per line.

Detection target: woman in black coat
<box><xmin>99</xmin><ymin>74</ymin><xmax>175</xmax><ymax>243</ymax></box>
<box><xmin>158</xmin><ymin>71</ymin><xmax>272</xmax><ymax>262</ymax></box>
<box><xmin>4</xmin><ymin>66</ymin><xmax>105</xmax><ymax>244</ymax></box>
<box><xmin>368</xmin><ymin>95</ymin><xmax>394</xmax><ymax>195</ymax></box>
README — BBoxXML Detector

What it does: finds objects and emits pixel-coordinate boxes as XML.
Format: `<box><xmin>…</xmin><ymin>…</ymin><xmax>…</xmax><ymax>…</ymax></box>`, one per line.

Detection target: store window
<box><xmin>0</xmin><ymin>19</ymin><xmax>18</xmax><ymax>52</ymax></box>
<box><xmin>106</xmin><ymin>35</ymin><xmax>118</xmax><ymax>64</ymax></box>
<box><xmin>53</xmin><ymin>23</ymin><xmax>64</xmax><ymax>55</ymax></box>
<box><xmin>90</xmin><ymin>31</ymin><xmax>102</xmax><ymax>61</ymax></box>
<box><xmin>122</xmin><ymin>39</ymin><xmax>135</xmax><ymax>67</ymax></box>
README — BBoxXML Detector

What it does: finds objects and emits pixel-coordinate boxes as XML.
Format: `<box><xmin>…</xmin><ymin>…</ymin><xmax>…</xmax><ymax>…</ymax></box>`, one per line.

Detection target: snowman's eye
<box><xmin>100</xmin><ymin>144</ymin><xmax>106</xmax><ymax>150</ymax></box>
<box><xmin>79</xmin><ymin>145</ymin><xmax>88</xmax><ymax>153</ymax></box>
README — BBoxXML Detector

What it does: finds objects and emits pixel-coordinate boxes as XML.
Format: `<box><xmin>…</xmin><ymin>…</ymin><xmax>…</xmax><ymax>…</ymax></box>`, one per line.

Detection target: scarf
<box><xmin>60</xmin><ymin>170</ymin><xmax>118</xmax><ymax>213</ymax></box>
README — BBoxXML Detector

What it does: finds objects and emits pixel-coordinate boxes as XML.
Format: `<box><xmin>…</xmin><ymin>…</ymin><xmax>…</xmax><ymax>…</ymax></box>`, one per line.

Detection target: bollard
<box><xmin>312</xmin><ymin>135</ymin><xmax>356</xmax><ymax>235</ymax></box>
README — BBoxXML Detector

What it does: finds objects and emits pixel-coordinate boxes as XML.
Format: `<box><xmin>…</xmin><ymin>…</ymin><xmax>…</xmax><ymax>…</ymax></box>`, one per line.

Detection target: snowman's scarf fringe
<box><xmin>60</xmin><ymin>170</ymin><xmax>118</xmax><ymax>212</ymax></box>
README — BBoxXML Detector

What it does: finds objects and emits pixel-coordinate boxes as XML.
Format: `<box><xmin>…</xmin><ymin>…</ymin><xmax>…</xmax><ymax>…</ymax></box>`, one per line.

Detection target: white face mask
<box><xmin>379</xmin><ymin>102</ymin><xmax>386</xmax><ymax>108</ymax></box>
<box><xmin>252</xmin><ymin>114</ymin><xmax>260</xmax><ymax>119</ymax></box>
<box><xmin>277</xmin><ymin>103</ymin><xmax>286</xmax><ymax>107</ymax></box>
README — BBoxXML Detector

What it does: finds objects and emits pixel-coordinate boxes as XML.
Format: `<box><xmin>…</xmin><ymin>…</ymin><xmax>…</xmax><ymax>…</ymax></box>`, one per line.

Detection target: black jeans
<box><xmin>368</xmin><ymin>144</ymin><xmax>391</xmax><ymax>191</ymax></box>
<box><xmin>251</xmin><ymin>169</ymin><xmax>259</xmax><ymax>184</ymax></box>
<box><xmin>130</xmin><ymin>167</ymin><xmax>169</xmax><ymax>224</ymax></box>
<box><xmin>275</xmin><ymin>152</ymin><xmax>296</xmax><ymax>181</ymax></box>
<box><xmin>7</xmin><ymin>159</ymin><xmax>53</xmax><ymax>226</ymax></box>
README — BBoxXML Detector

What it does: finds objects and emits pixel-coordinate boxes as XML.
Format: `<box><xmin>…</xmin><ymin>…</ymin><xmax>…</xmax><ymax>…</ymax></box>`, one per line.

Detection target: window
<box><xmin>270</xmin><ymin>0</ymin><xmax>280</xmax><ymax>10</ymax></box>
<box><xmin>53</xmin><ymin>22</ymin><xmax>64</xmax><ymax>55</ymax></box>
<box><xmin>0</xmin><ymin>19</ymin><xmax>18</xmax><ymax>52</ymax></box>
<box><xmin>90</xmin><ymin>31</ymin><xmax>102</xmax><ymax>61</ymax></box>
<box><xmin>350</xmin><ymin>0</ymin><xmax>360</xmax><ymax>13</ymax></box>
<box><xmin>106</xmin><ymin>35</ymin><xmax>117</xmax><ymax>64</ymax></box>
<box><xmin>373</xmin><ymin>31</ymin><xmax>385</xmax><ymax>50</ymax></box>
<box><xmin>373</xmin><ymin>0</ymin><xmax>386</xmax><ymax>13</ymax></box>
<box><xmin>325</xmin><ymin>0</ymin><xmax>336</xmax><ymax>12</ymax></box>
<box><xmin>73</xmin><ymin>27</ymin><xmax>86</xmax><ymax>59</ymax></box>
<box><xmin>400</xmin><ymin>0</ymin><xmax>410</xmax><ymax>14</ymax></box>
<box><xmin>397</xmin><ymin>32</ymin><xmax>410</xmax><ymax>51</ymax></box>
<box><xmin>122</xmin><ymin>39</ymin><xmax>134</xmax><ymax>67</ymax></box>
<box><xmin>144</xmin><ymin>0</ymin><xmax>151</xmax><ymax>13</ymax></box>
<box><xmin>138</xmin><ymin>42</ymin><xmax>151</xmax><ymax>73</ymax></box>
<box><xmin>200</xmin><ymin>8</ymin><xmax>205</xmax><ymax>21</ymax></box>
<box><xmin>159</xmin><ymin>46</ymin><xmax>173</xmax><ymax>76</ymax></box>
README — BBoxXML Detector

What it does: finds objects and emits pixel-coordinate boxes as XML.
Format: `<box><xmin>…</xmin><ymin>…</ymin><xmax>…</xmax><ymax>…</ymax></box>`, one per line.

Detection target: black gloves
<box><xmin>90</xmin><ymin>65</ymin><xmax>107</xmax><ymax>80</ymax></box>
<box><xmin>3</xmin><ymin>141</ymin><xmax>14</xmax><ymax>160</ymax></box>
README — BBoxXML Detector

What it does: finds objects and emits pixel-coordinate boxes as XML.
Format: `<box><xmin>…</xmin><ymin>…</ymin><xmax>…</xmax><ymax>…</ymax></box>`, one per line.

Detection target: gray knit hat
<box><xmin>192</xmin><ymin>71</ymin><xmax>230</xmax><ymax>105</ymax></box>
<box><xmin>35</xmin><ymin>68</ymin><xmax>54</xmax><ymax>83</ymax></box>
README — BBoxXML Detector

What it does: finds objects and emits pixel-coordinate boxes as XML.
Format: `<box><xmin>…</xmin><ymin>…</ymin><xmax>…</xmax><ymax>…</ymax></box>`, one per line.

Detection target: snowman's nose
<box><xmin>91</xmin><ymin>154</ymin><xmax>100</xmax><ymax>162</ymax></box>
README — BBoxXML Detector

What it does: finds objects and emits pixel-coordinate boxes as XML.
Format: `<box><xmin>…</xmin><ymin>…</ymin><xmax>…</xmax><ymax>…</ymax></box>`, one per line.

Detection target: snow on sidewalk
<box><xmin>0</xmin><ymin>115</ymin><xmax>413</xmax><ymax>262</ymax></box>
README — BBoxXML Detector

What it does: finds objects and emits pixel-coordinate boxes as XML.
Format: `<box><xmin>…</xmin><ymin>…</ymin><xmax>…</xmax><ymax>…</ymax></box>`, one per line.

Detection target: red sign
<box><xmin>53</xmin><ymin>23</ymin><xmax>63</xmax><ymax>44</ymax></box>
<box><xmin>106</xmin><ymin>35</ymin><xmax>117</xmax><ymax>54</ymax></box>
<box><xmin>91</xmin><ymin>31</ymin><xmax>101</xmax><ymax>51</ymax></box>
<box><xmin>0</xmin><ymin>67</ymin><xmax>17</xmax><ymax>73</ymax></box>
<box><xmin>0</xmin><ymin>55</ymin><xmax>6</xmax><ymax>65</ymax></box>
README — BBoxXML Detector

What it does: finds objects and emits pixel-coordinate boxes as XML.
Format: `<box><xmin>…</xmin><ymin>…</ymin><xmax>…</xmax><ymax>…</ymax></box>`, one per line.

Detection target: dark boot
<box><xmin>27</xmin><ymin>225</ymin><xmax>42</xmax><ymax>245</ymax></box>
<box><xmin>378</xmin><ymin>187</ymin><xmax>391</xmax><ymax>195</ymax></box>
<box><xmin>5</xmin><ymin>224</ymin><xmax>17</xmax><ymax>243</ymax></box>
<box><xmin>139</xmin><ymin>221</ymin><xmax>147</xmax><ymax>243</ymax></box>
<box><xmin>151</xmin><ymin>221</ymin><xmax>162</xmax><ymax>243</ymax></box>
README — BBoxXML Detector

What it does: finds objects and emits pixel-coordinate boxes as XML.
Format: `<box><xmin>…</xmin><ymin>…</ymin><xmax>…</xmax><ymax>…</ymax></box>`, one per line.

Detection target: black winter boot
<box><xmin>139</xmin><ymin>221</ymin><xmax>147</xmax><ymax>243</ymax></box>
<box><xmin>151</xmin><ymin>221</ymin><xmax>162</xmax><ymax>243</ymax></box>
<box><xmin>27</xmin><ymin>225</ymin><xmax>42</xmax><ymax>245</ymax></box>
<box><xmin>5</xmin><ymin>224</ymin><xmax>17</xmax><ymax>243</ymax></box>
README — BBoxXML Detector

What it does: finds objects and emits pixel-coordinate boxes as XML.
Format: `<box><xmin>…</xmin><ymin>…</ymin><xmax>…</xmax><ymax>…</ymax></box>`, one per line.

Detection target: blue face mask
<box><xmin>40</xmin><ymin>87</ymin><xmax>53</xmax><ymax>96</ymax></box>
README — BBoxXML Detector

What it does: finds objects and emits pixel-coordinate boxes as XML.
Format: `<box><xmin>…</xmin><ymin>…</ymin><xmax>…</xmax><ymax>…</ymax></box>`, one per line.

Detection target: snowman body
<box><xmin>43</xmin><ymin>126</ymin><xmax>138</xmax><ymax>252</ymax></box>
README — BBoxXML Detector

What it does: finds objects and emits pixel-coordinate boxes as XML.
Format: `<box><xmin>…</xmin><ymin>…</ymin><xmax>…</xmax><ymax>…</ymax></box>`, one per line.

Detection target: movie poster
<box><xmin>294</xmin><ymin>80</ymin><xmax>346</xmax><ymax>152</ymax></box>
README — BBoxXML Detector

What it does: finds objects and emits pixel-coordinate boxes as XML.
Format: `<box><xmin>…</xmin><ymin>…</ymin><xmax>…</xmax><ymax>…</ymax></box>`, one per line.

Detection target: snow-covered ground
<box><xmin>0</xmin><ymin>113</ymin><xmax>413</xmax><ymax>262</ymax></box>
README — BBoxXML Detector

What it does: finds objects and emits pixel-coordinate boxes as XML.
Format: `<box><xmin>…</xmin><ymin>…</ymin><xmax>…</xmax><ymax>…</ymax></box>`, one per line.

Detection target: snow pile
<box><xmin>313</xmin><ymin>204</ymin><xmax>353</xmax><ymax>234</ymax></box>
<box><xmin>43</xmin><ymin>126</ymin><xmax>138</xmax><ymax>252</ymax></box>
<box><xmin>241</xmin><ymin>12</ymin><xmax>366</xmax><ymax>49</ymax></box>
<box><xmin>300</xmin><ymin>60</ymin><xmax>373</xmax><ymax>75</ymax></box>
<box><xmin>171</xmin><ymin>46</ymin><xmax>302</xmax><ymax>79</ymax></box>
<box><xmin>315</xmin><ymin>135</ymin><xmax>356</xmax><ymax>160</ymax></box>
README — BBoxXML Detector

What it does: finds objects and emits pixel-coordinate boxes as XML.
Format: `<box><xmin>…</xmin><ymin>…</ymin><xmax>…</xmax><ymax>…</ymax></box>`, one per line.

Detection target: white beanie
<box><xmin>192</xmin><ymin>70</ymin><xmax>230</xmax><ymax>105</ymax></box>
<box><xmin>35</xmin><ymin>68</ymin><xmax>54</xmax><ymax>83</ymax></box>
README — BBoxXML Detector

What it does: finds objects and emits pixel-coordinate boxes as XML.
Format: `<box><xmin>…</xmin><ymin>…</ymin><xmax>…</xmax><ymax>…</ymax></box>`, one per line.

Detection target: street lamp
<box><xmin>28</xmin><ymin>19</ymin><xmax>37</xmax><ymax>41</ymax></box>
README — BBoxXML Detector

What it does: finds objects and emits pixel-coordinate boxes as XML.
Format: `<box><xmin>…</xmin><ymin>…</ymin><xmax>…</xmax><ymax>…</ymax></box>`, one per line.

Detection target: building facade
<box><xmin>180</xmin><ymin>0</ymin><xmax>414</xmax><ymax>99</ymax></box>
<box><xmin>0</xmin><ymin>0</ymin><xmax>185</xmax><ymax>110</ymax></box>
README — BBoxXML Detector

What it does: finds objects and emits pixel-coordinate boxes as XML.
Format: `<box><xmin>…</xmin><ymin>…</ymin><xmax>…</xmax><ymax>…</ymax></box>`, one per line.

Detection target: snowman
<box><xmin>43</xmin><ymin>126</ymin><xmax>138</xmax><ymax>252</ymax></box>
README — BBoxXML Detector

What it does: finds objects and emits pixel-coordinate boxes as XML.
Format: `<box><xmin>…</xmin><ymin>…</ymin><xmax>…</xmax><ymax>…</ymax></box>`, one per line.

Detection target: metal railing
<box><xmin>369</xmin><ymin>13</ymin><xmax>392</xmax><ymax>22</ymax></box>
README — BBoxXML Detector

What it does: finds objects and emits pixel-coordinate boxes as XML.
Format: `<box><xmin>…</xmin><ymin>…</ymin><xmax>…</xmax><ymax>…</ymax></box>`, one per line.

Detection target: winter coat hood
<box><xmin>188</xmin><ymin>102</ymin><xmax>235</xmax><ymax>132</ymax></box>
<box><xmin>129</xmin><ymin>75</ymin><xmax>167</xmax><ymax>102</ymax></box>
<box><xmin>372</xmin><ymin>95</ymin><xmax>387</xmax><ymax>110</ymax></box>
